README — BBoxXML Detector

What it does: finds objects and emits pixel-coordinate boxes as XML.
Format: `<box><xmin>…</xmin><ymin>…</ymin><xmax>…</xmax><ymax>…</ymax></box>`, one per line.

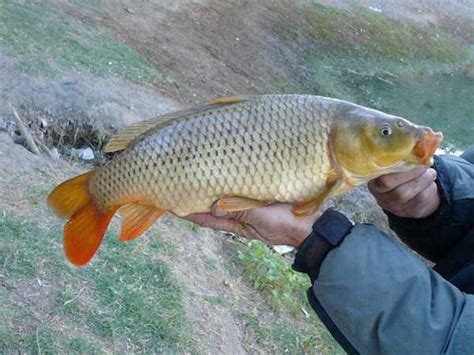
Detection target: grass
<box><xmin>236</xmin><ymin>240</ymin><xmax>308</xmax><ymax>315</ymax></box>
<box><xmin>0</xmin><ymin>213</ymin><xmax>193</xmax><ymax>353</ymax></box>
<box><xmin>24</xmin><ymin>183</ymin><xmax>57</xmax><ymax>206</ymax></box>
<box><xmin>273</xmin><ymin>3</ymin><xmax>473</xmax><ymax>149</ymax></box>
<box><xmin>233</xmin><ymin>240</ymin><xmax>343</xmax><ymax>354</ymax></box>
<box><xmin>0</xmin><ymin>0</ymin><xmax>165</xmax><ymax>84</ymax></box>
<box><xmin>275</xmin><ymin>4</ymin><xmax>468</xmax><ymax>62</ymax></box>
<box><xmin>203</xmin><ymin>294</ymin><xmax>226</xmax><ymax>307</ymax></box>
<box><xmin>245</xmin><ymin>312</ymin><xmax>344</xmax><ymax>355</ymax></box>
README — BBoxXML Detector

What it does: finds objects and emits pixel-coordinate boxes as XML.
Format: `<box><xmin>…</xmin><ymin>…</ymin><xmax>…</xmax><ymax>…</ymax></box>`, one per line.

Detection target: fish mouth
<box><xmin>413</xmin><ymin>129</ymin><xmax>443</xmax><ymax>165</ymax></box>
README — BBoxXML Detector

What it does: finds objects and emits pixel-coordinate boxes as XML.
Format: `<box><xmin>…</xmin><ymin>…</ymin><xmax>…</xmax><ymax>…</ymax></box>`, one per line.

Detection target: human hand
<box><xmin>368</xmin><ymin>167</ymin><xmax>440</xmax><ymax>218</ymax></box>
<box><xmin>185</xmin><ymin>203</ymin><xmax>320</xmax><ymax>248</ymax></box>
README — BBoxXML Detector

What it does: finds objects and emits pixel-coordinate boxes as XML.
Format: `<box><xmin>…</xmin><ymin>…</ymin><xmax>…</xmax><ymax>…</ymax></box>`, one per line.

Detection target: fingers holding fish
<box><xmin>369</xmin><ymin>168</ymin><xmax>440</xmax><ymax>218</ymax></box>
<box><xmin>391</xmin><ymin>182</ymin><xmax>440</xmax><ymax>218</ymax></box>
<box><xmin>185</xmin><ymin>212</ymin><xmax>240</xmax><ymax>234</ymax></box>
<box><xmin>185</xmin><ymin>209</ymin><xmax>266</xmax><ymax>241</ymax></box>
<box><xmin>186</xmin><ymin>201</ymin><xmax>316</xmax><ymax>248</ymax></box>
<box><xmin>368</xmin><ymin>167</ymin><xmax>429</xmax><ymax>193</ymax></box>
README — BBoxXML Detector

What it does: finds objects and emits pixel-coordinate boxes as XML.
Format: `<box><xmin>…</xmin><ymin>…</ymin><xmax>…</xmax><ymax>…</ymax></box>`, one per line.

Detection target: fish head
<box><xmin>332</xmin><ymin>106</ymin><xmax>443</xmax><ymax>182</ymax></box>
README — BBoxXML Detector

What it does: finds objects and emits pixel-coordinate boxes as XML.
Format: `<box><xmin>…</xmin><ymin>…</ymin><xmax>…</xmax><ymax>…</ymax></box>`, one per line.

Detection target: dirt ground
<box><xmin>0</xmin><ymin>131</ymin><xmax>266</xmax><ymax>353</ymax></box>
<box><xmin>2</xmin><ymin>0</ymin><xmax>472</xmax><ymax>132</ymax></box>
<box><xmin>49</xmin><ymin>0</ymin><xmax>293</xmax><ymax>105</ymax></box>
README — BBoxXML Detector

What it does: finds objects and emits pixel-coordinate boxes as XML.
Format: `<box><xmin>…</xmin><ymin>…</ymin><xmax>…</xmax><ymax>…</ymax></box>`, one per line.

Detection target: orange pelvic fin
<box><xmin>216</xmin><ymin>196</ymin><xmax>268</xmax><ymax>212</ymax></box>
<box><xmin>118</xmin><ymin>204</ymin><xmax>165</xmax><ymax>241</ymax></box>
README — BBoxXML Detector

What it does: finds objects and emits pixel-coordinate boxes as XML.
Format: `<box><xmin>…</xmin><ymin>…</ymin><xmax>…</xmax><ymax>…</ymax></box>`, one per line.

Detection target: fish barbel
<box><xmin>47</xmin><ymin>95</ymin><xmax>443</xmax><ymax>265</ymax></box>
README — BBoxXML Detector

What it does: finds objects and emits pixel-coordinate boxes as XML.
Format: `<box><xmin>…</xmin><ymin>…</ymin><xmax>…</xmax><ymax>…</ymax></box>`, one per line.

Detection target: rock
<box><xmin>75</xmin><ymin>147</ymin><xmax>95</xmax><ymax>160</ymax></box>
<box><xmin>38</xmin><ymin>117</ymin><xmax>48</xmax><ymax>129</ymax></box>
<box><xmin>368</xmin><ymin>6</ymin><xmax>382</xmax><ymax>13</ymax></box>
<box><xmin>272</xmin><ymin>245</ymin><xmax>295</xmax><ymax>255</ymax></box>
<box><xmin>49</xmin><ymin>147</ymin><xmax>60</xmax><ymax>160</ymax></box>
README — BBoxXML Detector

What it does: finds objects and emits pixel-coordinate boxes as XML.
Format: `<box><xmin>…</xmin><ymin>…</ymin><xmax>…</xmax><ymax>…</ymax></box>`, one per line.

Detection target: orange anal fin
<box><xmin>292</xmin><ymin>176</ymin><xmax>340</xmax><ymax>218</ymax></box>
<box><xmin>118</xmin><ymin>204</ymin><xmax>165</xmax><ymax>242</ymax></box>
<box><xmin>64</xmin><ymin>204</ymin><xmax>115</xmax><ymax>266</ymax></box>
<box><xmin>216</xmin><ymin>196</ymin><xmax>269</xmax><ymax>212</ymax></box>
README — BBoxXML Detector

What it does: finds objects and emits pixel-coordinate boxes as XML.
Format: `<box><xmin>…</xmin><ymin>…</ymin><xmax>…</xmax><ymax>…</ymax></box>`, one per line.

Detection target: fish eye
<box><xmin>380</xmin><ymin>125</ymin><xmax>392</xmax><ymax>137</ymax></box>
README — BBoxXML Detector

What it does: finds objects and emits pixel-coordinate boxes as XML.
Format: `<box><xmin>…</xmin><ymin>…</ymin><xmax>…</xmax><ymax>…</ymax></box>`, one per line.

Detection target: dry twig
<box><xmin>9</xmin><ymin>103</ymin><xmax>40</xmax><ymax>154</ymax></box>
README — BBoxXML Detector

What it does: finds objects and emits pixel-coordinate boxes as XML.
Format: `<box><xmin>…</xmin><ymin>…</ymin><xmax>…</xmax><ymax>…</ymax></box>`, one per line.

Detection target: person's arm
<box><xmin>187</xmin><ymin>206</ymin><xmax>474</xmax><ymax>354</ymax></box>
<box><xmin>293</xmin><ymin>209</ymin><xmax>474</xmax><ymax>354</ymax></box>
<box><xmin>369</xmin><ymin>155</ymin><xmax>474</xmax><ymax>263</ymax></box>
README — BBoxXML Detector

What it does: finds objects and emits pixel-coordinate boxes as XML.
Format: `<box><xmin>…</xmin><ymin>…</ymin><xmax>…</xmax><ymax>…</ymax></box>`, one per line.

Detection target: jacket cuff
<box><xmin>386</xmin><ymin>155</ymin><xmax>452</xmax><ymax>231</ymax></box>
<box><xmin>292</xmin><ymin>208</ymin><xmax>353</xmax><ymax>283</ymax></box>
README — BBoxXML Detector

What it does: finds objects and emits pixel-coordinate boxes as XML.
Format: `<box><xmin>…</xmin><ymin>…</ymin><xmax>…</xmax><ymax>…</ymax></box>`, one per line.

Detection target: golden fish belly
<box><xmin>90</xmin><ymin>95</ymin><xmax>335</xmax><ymax>216</ymax></box>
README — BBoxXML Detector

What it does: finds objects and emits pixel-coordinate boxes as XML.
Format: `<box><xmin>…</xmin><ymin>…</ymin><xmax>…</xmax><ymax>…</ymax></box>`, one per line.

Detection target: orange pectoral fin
<box><xmin>64</xmin><ymin>204</ymin><xmax>115</xmax><ymax>266</ymax></box>
<box><xmin>118</xmin><ymin>204</ymin><xmax>165</xmax><ymax>241</ymax></box>
<box><xmin>292</xmin><ymin>196</ymin><xmax>326</xmax><ymax>218</ymax></box>
<box><xmin>216</xmin><ymin>196</ymin><xmax>269</xmax><ymax>212</ymax></box>
<box><xmin>292</xmin><ymin>176</ymin><xmax>340</xmax><ymax>218</ymax></box>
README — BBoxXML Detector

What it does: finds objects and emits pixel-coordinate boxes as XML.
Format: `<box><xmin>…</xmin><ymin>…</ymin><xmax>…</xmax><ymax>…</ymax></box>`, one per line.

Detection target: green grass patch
<box><xmin>0</xmin><ymin>214</ymin><xmax>193</xmax><ymax>353</ymax></box>
<box><xmin>0</xmin><ymin>0</ymin><xmax>165</xmax><ymax>83</ymax></box>
<box><xmin>233</xmin><ymin>240</ymin><xmax>342</xmax><ymax>354</ymax></box>
<box><xmin>236</xmin><ymin>241</ymin><xmax>308</xmax><ymax>315</ymax></box>
<box><xmin>24</xmin><ymin>183</ymin><xmax>56</xmax><ymax>206</ymax></box>
<box><xmin>245</xmin><ymin>312</ymin><xmax>344</xmax><ymax>355</ymax></box>
<box><xmin>203</xmin><ymin>294</ymin><xmax>226</xmax><ymax>307</ymax></box>
<box><xmin>302</xmin><ymin>56</ymin><xmax>474</xmax><ymax>149</ymax></box>
<box><xmin>276</xmin><ymin>4</ymin><xmax>467</xmax><ymax>62</ymax></box>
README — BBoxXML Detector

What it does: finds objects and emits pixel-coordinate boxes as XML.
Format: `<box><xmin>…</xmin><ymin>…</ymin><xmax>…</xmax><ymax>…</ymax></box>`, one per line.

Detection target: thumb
<box><xmin>211</xmin><ymin>203</ymin><xmax>267</xmax><ymax>241</ymax></box>
<box><xmin>211</xmin><ymin>203</ymin><xmax>250</xmax><ymax>222</ymax></box>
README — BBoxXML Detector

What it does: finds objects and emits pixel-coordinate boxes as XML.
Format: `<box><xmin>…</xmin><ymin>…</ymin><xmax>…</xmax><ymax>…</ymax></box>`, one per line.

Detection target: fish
<box><xmin>47</xmin><ymin>95</ymin><xmax>443</xmax><ymax>265</ymax></box>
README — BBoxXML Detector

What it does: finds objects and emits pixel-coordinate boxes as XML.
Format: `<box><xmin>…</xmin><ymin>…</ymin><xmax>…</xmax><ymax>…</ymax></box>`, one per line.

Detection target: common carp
<box><xmin>47</xmin><ymin>95</ymin><xmax>443</xmax><ymax>265</ymax></box>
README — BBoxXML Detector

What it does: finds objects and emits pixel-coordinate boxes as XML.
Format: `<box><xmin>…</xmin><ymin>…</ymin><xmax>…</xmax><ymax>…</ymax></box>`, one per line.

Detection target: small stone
<box><xmin>75</xmin><ymin>147</ymin><xmax>95</xmax><ymax>160</ymax></box>
<box><xmin>223</xmin><ymin>280</ymin><xmax>233</xmax><ymax>288</ymax></box>
<box><xmin>368</xmin><ymin>6</ymin><xmax>382</xmax><ymax>13</ymax></box>
<box><xmin>38</xmin><ymin>117</ymin><xmax>48</xmax><ymax>129</ymax></box>
<box><xmin>50</xmin><ymin>147</ymin><xmax>60</xmax><ymax>160</ymax></box>
<box><xmin>272</xmin><ymin>245</ymin><xmax>295</xmax><ymax>255</ymax></box>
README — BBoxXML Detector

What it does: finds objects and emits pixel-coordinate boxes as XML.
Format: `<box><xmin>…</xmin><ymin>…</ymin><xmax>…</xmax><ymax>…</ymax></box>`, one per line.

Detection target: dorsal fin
<box><xmin>209</xmin><ymin>96</ymin><xmax>247</xmax><ymax>105</ymax></box>
<box><xmin>104</xmin><ymin>117</ymin><xmax>167</xmax><ymax>153</ymax></box>
<box><xmin>104</xmin><ymin>96</ymin><xmax>251</xmax><ymax>153</ymax></box>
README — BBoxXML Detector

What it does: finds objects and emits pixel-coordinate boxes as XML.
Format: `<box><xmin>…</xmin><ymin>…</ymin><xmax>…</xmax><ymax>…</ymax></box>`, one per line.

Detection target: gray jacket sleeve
<box><xmin>387</xmin><ymin>155</ymin><xmax>474</xmax><ymax>263</ymax></box>
<box><xmin>313</xmin><ymin>224</ymin><xmax>474</xmax><ymax>354</ymax></box>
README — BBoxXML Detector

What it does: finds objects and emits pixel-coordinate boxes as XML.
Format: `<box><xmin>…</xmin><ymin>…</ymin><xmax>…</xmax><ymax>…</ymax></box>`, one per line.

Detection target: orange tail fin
<box><xmin>47</xmin><ymin>172</ymin><xmax>116</xmax><ymax>266</ymax></box>
<box><xmin>47</xmin><ymin>172</ymin><xmax>94</xmax><ymax>219</ymax></box>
